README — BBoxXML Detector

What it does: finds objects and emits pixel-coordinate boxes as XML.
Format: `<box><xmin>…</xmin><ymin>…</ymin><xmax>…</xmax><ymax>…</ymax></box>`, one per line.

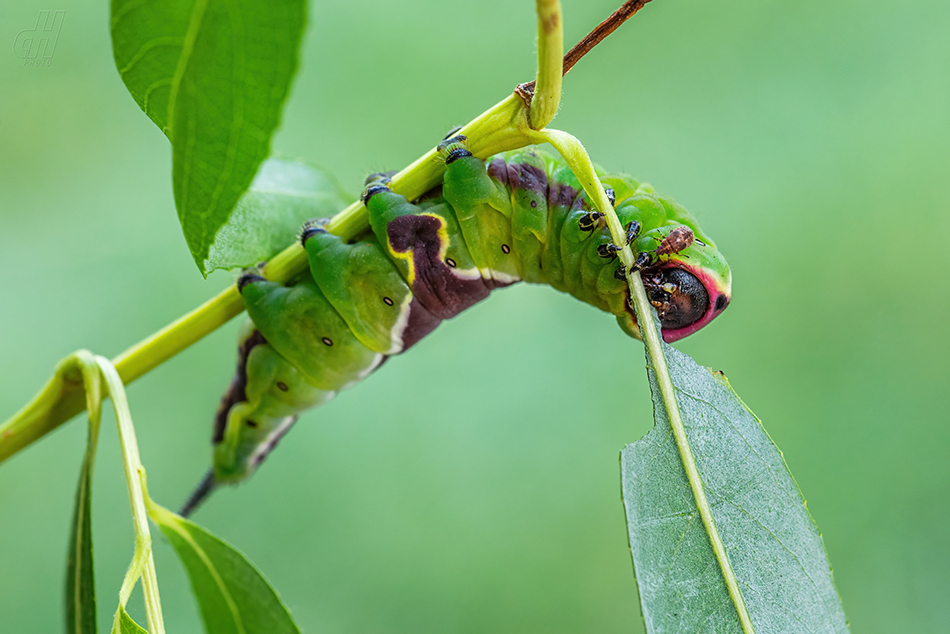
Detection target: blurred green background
<box><xmin>2</xmin><ymin>0</ymin><xmax>948</xmax><ymax>631</ymax></box>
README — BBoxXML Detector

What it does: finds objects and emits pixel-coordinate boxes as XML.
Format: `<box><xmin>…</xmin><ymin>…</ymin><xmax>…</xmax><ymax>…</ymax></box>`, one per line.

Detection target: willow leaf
<box><xmin>148</xmin><ymin>503</ymin><xmax>300</xmax><ymax>634</ymax></box>
<box><xmin>111</xmin><ymin>605</ymin><xmax>148</xmax><ymax>634</ymax></box>
<box><xmin>65</xmin><ymin>422</ymin><xmax>98</xmax><ymax>634</ymax></box>
<box><xmin>622</xmin><ymin>341</ymin><xmax>849</xmax><ymax>633</ymax></box>
<box><xmin>110</xmin><ymin>0</ymin><xmax>307</xmax><ymax>274</ymax></box>
<box><xmin>65</xmin><ymin>352</ymin><xmax>103</xmax><ymax>634</ymax></box>
<box><xmin>206</xmin><ymin>158</ymin><xmax>353</xmax><ymax>273</ymax></box>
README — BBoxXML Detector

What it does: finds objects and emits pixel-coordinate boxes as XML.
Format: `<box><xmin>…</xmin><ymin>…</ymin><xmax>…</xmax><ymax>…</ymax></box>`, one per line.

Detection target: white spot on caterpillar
<box><xmin>449</xmin><ymin>265</ymin><xmax>483</xmax><ymax>281</ymax></box>
<box><xmin>248</xmin><ymin>415</ymin><xmax>302</xmax><ymax>467</ymax></box>
<box><xmin>386</xmin><ymin>294</ymin><xmax>413</xmax><ymax>354</ymax></box>
<box><xmin>482</xmin><ymin>269</ymin><xmax>521</xmax><ymax>285</ymax></box>
<box><xmin>340</xmin><ymin>353</ymin><xmax>386</xmax><ymax>390</ymax></box>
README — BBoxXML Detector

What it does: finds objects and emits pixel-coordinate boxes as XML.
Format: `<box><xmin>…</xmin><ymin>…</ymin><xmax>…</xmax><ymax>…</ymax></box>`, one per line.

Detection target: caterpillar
<box><xmin>181</xmin><ymin>137</ymin><xmax>732</xmax><ymax>514</ymax></box>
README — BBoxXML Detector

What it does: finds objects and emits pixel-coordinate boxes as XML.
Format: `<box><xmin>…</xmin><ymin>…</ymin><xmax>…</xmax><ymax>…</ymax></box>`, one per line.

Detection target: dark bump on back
<box><xmin>246</xmin><ymin>420</ymin><xmax>259</xmax><ymax>428</ymax></box>
<box><xmin>361</xmin><ymin>184</ymin><xmax>390</xmax><ymax>204</ymax></box>
<box><xmin>530</xmin><ymin>200</ymin><xmax>537</xmax><ymax>208</ymax></box>
<box><xmin>445</xmin><ymin>147</ymin><xmax>473</xmax><ymax>164</ymax></box>
<box><xmin>276</xmin><ymin>381</ymin><xmax>289</xmax><ymax>392</ymax></box>
<box><xmin>237</xmin><ymin>272</ymin><xmax>266</xmax><ymax>292</ymax></box>
<box><xmin>300</xmin><ymin>224</ymin><xmax>327</xmax><ymax>245</ymax></box>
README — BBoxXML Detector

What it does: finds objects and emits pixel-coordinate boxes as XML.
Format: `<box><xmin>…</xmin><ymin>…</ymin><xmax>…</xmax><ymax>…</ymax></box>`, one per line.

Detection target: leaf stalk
<box><xmin>96</xmin><ymin>357</ymin><xmax>166</xmax><ymax>634</ymax></box>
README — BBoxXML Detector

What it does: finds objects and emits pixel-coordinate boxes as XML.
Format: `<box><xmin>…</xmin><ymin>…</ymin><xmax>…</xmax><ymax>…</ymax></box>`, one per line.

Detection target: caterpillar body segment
<box><xmin>303</xmin><ymin>226</ymin><xmax>416</xmax><ymax>355</ymax></box>
<box><xmin>186</xmin><ymin>142</ymin><xmax>732</xmax><ymax>512</ymax></box>
<box><xmin>202</xmin><ymin>322</ymin><xmax>334</xmax><ymax>496</ymax></box>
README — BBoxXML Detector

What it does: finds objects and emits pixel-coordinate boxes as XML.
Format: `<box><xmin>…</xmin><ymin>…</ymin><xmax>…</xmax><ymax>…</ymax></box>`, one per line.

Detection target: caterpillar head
<box><xmin>639</xmin><ymin>225</ymin><xmax>732</xmax><ymax>342</ymax></box>
<box><xmin>181</xmin><ymin>326</ymin><xmax>332</xmax><ymax>516</ymax></box>
<box><xmin>616</xmin><ymin>221</ymin><xmax>731</xmax><ymax>343</ymax></box>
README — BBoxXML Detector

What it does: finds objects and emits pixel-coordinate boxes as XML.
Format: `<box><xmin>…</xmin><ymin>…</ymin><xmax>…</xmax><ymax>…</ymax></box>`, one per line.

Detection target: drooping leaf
<box><xmin>148</xmin><ymin>503</ymin><xmax>301</xmax><ymax>634</ymax></box>
<box><xmin>65</xmin><ymin>353</ymin><xmax>103</xmax><ymax>634</ymax></box>
<box><xmin>65</xmin><ymin>429</ymin><xmax>98</xmax><ymax>634</ymax></box>
<box><xmin>205</xmin><ymin>157</ymin><xmax>353</xmax><ymax>273</ymax></box>
<box><xmin>110</xmin><ymin>0</ymin><xmax>307</xmax><ymax>275</ymax></box>
<box><xmin>621</xmin><ymin>341</ymin><xmax>849</xmax><ymax>633</ymax></box>
<box><xmin>111</xmin><ymin>605</ymin><xmax>148</xmax><ymax>634</ymax></box>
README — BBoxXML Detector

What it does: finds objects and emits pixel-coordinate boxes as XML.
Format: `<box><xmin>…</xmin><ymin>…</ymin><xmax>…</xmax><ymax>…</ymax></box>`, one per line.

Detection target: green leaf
<box><xmin>205</xmin><ymin>158</ymin><xmax>353</xmax><ymax>273</ymax></box>
<box><xmin>111</xmin><ymin>605</ymin><xmax>148</xmax><ymax>634</ymax></box>
<box><xmin>621</xmin><ymin>341</ymin><xmax>849</xmax><ymax>633</ymax></box>
<box><xmin>65</xmin><ymin>431</ymin><xmax>98</xmax><ymax>634</ymax></box>
<box><xmin>110</xmin><ymin>0</ymin><xmax>307</xmax><ymax>275</ymax></box>
<box><xmin>148</xmin><ymin>503</ymin><xmax>301</xmax><ymax>634</ymax></box>
<box><xmin>65</xmin><ymin>353</ymin><xmax>103</xmax><ymax>634</ymax></box>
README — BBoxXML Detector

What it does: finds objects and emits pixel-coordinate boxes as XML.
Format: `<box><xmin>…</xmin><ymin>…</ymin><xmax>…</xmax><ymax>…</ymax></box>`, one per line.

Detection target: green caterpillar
<box><xmin>181</xmin><ymin>137</ymin><xmax>731</xmax><ymax>514</ymax></box>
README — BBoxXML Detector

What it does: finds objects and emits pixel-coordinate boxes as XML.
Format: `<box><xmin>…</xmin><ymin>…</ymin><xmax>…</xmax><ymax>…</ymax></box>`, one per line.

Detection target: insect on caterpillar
<box><xmin>181</xmin><ymin>135</ymin><xmax>732</xmax><ymax>515</ymax></box>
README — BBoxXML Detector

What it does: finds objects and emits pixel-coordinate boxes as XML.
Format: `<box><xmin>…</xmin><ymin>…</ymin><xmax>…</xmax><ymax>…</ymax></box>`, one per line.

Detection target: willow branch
<box><xmin>0</xmin><ymin>0</ymin><xmax>650</xmax><ymax>464</ymax></box>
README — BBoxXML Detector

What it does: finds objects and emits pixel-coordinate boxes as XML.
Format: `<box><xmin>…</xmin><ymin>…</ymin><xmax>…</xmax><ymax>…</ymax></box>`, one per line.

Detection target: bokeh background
<box><xmin>2</xmin><ymin>0</ymin><xmax>948</xmax><ymax>631</ymax></box>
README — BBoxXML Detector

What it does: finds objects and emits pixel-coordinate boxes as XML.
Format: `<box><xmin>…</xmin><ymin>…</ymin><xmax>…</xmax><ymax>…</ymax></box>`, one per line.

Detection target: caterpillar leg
<box><xmin>439</xmin><ymin>136</ymin><xmax>521</xmax><ymax>284</ymax></box>
<box><xmin>578</xmin><ymin>211</ymin><xmax>604</xmax><ymax>233</ymax></box>
<box><xmin>596</xmin><ymin>220</ymin><xmax>642</xmax><ymax>260</ymax></box>
<box><xmin>613</xmin><ymin>250</ymin><xmax>653</xmax><ymax>281</ymax></box>
<box><xmin>438</xmin><ymin>134</ymin><xmax>473</xmax><ymax>166</ymax></box>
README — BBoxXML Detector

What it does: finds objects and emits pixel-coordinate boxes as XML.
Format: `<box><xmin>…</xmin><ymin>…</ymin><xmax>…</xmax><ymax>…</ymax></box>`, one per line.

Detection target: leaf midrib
<box><xmin>166</xmin><ymin>0</ymin><xmax>210</xmax><ymax>140</ymax></box>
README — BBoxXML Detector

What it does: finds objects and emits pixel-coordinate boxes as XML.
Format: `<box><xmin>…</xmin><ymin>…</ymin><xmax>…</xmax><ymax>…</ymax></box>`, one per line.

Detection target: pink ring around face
<box><xmin>656</xmin><ymin>261</ymin><xmax>731</xmax><ymax>343</ymax></box>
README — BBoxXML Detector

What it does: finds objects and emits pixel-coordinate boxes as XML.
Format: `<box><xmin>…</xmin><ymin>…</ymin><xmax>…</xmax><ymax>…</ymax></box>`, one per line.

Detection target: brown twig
<box><xmin>518</xmin><ymin>0</ymin><xmax>652</xmax><ymax>103</ymax></box>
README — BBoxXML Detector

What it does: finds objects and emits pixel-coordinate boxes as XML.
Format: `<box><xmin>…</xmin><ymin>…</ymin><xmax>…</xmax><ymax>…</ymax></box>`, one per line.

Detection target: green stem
<box><xmin>525</xmin><ymin>128</ymin><xmax>635</xmax><ymax>268</ymax></box>
<box><xmin>96</xmin><ymin>357</ymin><xmax>165</xmax><ymax>634</ymax></box>
<box><xmin>529</xmin><ymin>0</ymin><xmax>563</xmax><ymax>129</ymax></box>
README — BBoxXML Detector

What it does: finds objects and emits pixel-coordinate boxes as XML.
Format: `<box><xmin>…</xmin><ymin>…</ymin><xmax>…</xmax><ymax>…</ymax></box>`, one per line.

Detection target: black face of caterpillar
<box><xmin>642</xmin><ymin>267</ymin><xmax>710</xmax><ymax>330</ymax></box>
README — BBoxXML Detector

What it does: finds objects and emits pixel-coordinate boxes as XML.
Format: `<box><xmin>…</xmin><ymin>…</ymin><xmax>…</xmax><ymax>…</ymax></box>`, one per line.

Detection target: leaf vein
<box><xmin>110</xmin><ymin>0</ymin><xmax>149</xmax><ymax>30</ymax></box>
<box><xmin>723</xmin><ymin>497</ymin><xmax>836</xmax><ymax>622</ymax></box>
<box><xmin>117</xmin><ymin>36</ymin><xmax>185</xmax><ymax>76</ymax></box>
